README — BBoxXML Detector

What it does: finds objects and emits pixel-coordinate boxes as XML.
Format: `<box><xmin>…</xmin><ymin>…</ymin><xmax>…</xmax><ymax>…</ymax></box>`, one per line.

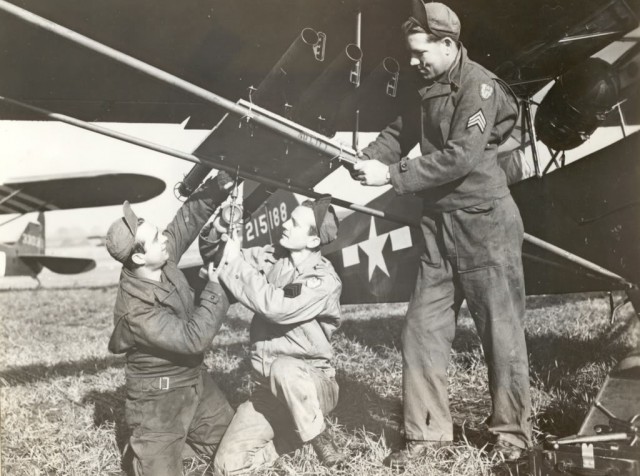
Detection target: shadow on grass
<box><xmin>0</xmin><ymin>355</ymin><xmax>125</xmax><ymax>387</ymax></box>
<box><xmin>333</xmin><ymin>370</ymin><xmax>404</xmax><ymax>447</ymax></box>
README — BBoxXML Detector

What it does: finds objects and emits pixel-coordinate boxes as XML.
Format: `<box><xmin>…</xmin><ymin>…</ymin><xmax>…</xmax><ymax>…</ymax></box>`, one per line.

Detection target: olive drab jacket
<box><xmin>362</xmin><ymin>44</ymin><xmax>519</xmax><ymax>212</ymax></box>
<box><xmin>108</xmin><ymin>180</ymin><xmax>230</xmax><ymax>388</ymax></box>
<box><xmin>217</xmin><ymin>245</ymin><xmax>342</xmax><ymax>379</ymax></box>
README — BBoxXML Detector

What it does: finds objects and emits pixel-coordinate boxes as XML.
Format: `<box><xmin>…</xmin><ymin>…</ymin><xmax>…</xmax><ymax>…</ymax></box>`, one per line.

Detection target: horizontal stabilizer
<box><xmin>18</xmin><ymin>255</ymin><xmax>96</xmax><ymax>274</ymax></box>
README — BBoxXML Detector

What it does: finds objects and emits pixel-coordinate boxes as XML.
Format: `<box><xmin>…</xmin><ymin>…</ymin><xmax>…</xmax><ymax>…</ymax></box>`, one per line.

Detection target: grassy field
<box><xmin>1</xmin><ymin>286</ymin><xmax>639</xmax><ymax>475</ymax></box>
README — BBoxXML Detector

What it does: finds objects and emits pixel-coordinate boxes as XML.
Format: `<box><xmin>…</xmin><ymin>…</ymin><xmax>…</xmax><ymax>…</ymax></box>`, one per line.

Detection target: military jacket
<box><xmin>109</xmin><ymin>181</ymin><xmax>230</xmax><ymax>386</ymax></box>
<box><xmin>218</xmin><ymin>246</ymin><xmax>341</xmax><ymax>378</ymax></box>
<box><xmin>362</xmin><ymin>45</ymin><xmax>518</xmax><ymax>212</ymax></box>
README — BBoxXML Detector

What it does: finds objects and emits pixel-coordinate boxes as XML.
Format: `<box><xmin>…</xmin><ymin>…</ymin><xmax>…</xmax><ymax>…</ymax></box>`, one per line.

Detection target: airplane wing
<box><xmin>17</xmin><ymin>255</ymin><xmax>96</xmax><ymax>274</ymax></box>
<box><xmin>0</xmin><ymin>172</ymin><xmax>166</xmax><ymax>215</ymax></box>
<box><xmin>1</xmin><ymin>0</ymin><xmax>638</xmax><ymax>129</ymax></box>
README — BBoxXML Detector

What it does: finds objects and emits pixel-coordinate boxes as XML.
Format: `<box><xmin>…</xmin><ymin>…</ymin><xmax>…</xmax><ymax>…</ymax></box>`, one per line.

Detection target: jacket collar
<box><xmin>289</xmin><ymin>250</ymin><xmax>323</xmax><ymax>276</ymax></box>
<box><xmin>119</xmin><ymin>266</ymin><xmax>173</xmax><ymax>304</ymax></box>
<box><xmin>418</xmin><ymin>43</ymin><xmax>466</xmax><ymax>100</ymax></box>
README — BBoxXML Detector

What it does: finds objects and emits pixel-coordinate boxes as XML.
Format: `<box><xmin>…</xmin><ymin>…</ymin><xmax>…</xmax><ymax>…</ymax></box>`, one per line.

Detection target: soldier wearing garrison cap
<box><xmin>352</xmin><ymin>0</ymin><xmax>532</xmax><ymax>468</ymax></box>
<box><xmin>106</xmin><ymin>173</ymin><xmax>235</xmax><ymax>476</ymax></box>
<box><xmin>207</xmin><ymin>196</ymin><xmax>345</xmax><ymax>474</ymax></box>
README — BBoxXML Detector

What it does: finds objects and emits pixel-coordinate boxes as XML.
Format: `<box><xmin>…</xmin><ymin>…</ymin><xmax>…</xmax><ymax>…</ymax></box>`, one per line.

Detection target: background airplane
<box><xmin>0</xmin><ymin>172</ymin><xmax>166</xmax><ymax>282</ymax></box>
<box><xmin>0</xmin><ymin>212</ymin><xmax>95</xmax><ymax>280</ymax></box>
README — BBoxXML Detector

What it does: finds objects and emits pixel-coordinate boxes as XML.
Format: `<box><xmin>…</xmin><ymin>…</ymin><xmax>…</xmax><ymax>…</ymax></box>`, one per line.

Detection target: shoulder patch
<box><xmin>480</xmin><ymin>83</ymin><xmax>494</xmax><ymax>100</ymax></box>
<box><xmin>283</xmin><ymin>283</ymin><xmax>302</xmax><ymax>298</ymax></box>
<box><xmin>467</xmin><ymin>109</ymin><xmax>487</xmax><ymax>133</ymax></box>
<box><xmin>305</xmin><ymin>277</ymin><xmax>322</xmax><ymax>289</ymax></box>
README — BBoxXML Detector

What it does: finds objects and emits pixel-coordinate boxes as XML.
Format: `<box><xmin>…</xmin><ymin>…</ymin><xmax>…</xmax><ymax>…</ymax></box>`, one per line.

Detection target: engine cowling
<box><xmin>535</xmin><ymin>58</ymin><xmax>619</xmax><ymax>151</ymax></box>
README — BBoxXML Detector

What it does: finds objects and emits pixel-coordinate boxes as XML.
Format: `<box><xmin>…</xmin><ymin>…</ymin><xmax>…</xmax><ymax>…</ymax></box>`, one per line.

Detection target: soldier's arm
<box><xmin>218</xmin><ymin>256</ymin><xmax>339</xmax><ymax>325</ymax></box>
<box><xmin>126</xmin><ymin>282</ymin><xmax>230</xmax><ymax>355</ymax></box>
<box><xmin>389</xmin><ymin>78</ymin><xmax>514</xmax><ymax>194</ymax></box>
<box><xmin>360</xmin><ymin>106</ymin><xmax>421</xmax><ymax>165</ymax></box>
<box><xmin>165</xmin><ymin>175</ymin><xmax>231</xmax><ymax>262</ymax></box>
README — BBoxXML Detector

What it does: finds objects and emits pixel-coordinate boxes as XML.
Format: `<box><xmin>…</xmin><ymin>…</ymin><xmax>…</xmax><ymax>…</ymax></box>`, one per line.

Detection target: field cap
<box><xmin>106</xmin><ymin>201</ymin><xmax>139</xmax><ymax>263</ymax></box>
<box><xmin>410</xmin><ymin>1</ymin><xmax>461</xmax><ymax>41</ymax></box>
<box><xmin>309</xmin><ymin>195</ymin><xmax>339</xmax><ymax>246</ymax></box>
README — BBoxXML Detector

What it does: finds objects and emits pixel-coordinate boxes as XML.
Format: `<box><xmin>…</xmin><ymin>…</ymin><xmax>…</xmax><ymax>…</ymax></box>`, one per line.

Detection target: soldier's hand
<box><xmin>213</xmin><ymin>171</ymin><xmax>234</xmax><ymax>200</ymax></box>
<box><xmin>345</xmin><ymin>150</ymin><xmax>367</xmax><ymax>180</ymax></box>
<box><xmin>352</xmin><ymin>159</ymin><xmax>391</xmax><ymax>186</ymax></box>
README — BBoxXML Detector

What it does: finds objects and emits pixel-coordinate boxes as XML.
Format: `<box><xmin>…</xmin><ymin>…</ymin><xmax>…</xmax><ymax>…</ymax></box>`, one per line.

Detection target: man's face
<box><xmin>134</xmin><ymin>221</ymin><xmax>169</xmax><ymax>269</ymax></box>
<box><xmin>406</xmin><ymin>32</ymin><xmax>451</xmax><ymax>81</ymax></box>
<box><xmin>279</xmin><ymin>206</ymin><xmax>319</xmax><ymax>251</ymax></box>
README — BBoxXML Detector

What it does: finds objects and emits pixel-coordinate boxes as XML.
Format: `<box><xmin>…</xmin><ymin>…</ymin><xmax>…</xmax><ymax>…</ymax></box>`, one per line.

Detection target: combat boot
<box><xmin>488</xmin><ymin>436</ymin><xmax>525</xmax><ymax>462</ymax></box>
<box><xmin>384</xmin><ymin>440</ymin><xmax>453</xmax><ymax>470</ymax></box>
<box><xmin>310</xmin><ymin>428</ymin><xmax>346</xmax><ymax>468</ymax></box>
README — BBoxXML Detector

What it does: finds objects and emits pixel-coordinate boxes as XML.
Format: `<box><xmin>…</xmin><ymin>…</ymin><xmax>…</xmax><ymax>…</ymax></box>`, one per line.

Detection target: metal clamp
<box><xmin>386</xmin><ymin>71</ymin><xmax>399</xmax><ymax>98</ymax></box>
<box><xmin>313</xmin><ymin>32</ymin><xmax>326</xmax><ymax>61</ymax></box>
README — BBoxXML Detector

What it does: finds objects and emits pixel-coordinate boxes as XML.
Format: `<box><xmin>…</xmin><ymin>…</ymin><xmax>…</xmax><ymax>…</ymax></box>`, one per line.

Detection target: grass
<box><xmin>1</xmin><ymin>286</ymin><xmax>639</xmax><ymax>475</ymax></box>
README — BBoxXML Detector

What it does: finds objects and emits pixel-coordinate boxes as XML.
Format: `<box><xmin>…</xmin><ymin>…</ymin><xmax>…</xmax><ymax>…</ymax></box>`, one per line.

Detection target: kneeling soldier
<box><xmin>208</xmin><ymin>196</ymin><xmax>345</xmax><ymax>475</ymax></box>
<box><xmin>105</xmin><ymin>173</ymin><xmax>235</xmax><ymax>476</ymax></box>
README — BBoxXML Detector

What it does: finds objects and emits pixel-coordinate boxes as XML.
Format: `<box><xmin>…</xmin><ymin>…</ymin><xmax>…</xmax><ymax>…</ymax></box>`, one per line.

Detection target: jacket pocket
<box><xmin>451</xmin><ymin>198</ymin><xmax>507</xmax><ymax>272</ymax></box>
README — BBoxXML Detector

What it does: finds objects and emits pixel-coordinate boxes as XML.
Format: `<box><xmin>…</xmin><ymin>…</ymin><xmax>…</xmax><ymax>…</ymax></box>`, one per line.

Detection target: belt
<box><xmin>126</xmin><ymin>371</ymin><xmax>201</xmax><ymax>392</ymax></box>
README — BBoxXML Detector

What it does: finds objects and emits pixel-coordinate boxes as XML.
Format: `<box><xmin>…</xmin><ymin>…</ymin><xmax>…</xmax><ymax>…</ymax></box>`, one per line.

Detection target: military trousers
<box><xmin>403</xmin><ymin>194</ymin><xmax>532</xmax><ymax>449</ymax></box>
<box><xmin>125</xmin><ymin>370</ymin><xmax>234</xmax><ymax>476</ymax></box>
<box><xmin>213</xmin><ymin>356</ymin><xmax>339</xmax><ymax>475</ymax></box>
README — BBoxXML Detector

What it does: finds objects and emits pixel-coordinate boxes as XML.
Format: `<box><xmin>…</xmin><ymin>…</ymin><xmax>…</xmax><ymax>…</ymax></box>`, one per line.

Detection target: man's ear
<box><xmin>307</xmin><ymin>235</ymin><xmax>321</xmax><ymax>249</ymax></box>
<box><xmin>131</xmin><ymin>252</ymin><xmax>146</xmax><ymax>266</ymax></box>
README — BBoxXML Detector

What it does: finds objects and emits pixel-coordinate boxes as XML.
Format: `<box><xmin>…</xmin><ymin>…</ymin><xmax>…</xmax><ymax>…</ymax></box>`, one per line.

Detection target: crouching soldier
<box><xmin>202</xmin><ymin>196</ymin><xmax>345</xmax><ymax>474</ymax></box>
<box><xmin>105</xmin><ymin>173</ymin><xmax>235</xmax><ymax>476</ymax></box>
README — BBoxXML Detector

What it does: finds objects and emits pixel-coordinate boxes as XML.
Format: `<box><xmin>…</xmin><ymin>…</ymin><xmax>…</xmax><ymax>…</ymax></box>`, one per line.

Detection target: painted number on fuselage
<box><xmin>245</xmin><ymin>202</ymin><xmax>288</xmax><ymax>243</ymax></box>
<box><xmin>21</xmin><ymin>234</ymin><xmax>44</xmax><ymax>249</ymax></box>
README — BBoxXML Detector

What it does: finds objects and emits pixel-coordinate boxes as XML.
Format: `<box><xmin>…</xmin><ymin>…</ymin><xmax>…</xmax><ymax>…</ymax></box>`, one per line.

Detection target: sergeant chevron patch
<box><xmin>467</xmin><ymin>109</ymin><xmax>486</xmax><ymax>133</ymax></box>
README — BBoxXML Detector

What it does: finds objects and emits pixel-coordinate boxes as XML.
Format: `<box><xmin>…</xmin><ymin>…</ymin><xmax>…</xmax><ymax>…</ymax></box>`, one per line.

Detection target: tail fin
<box><xmin>16</xmin><ymin>212</ymin><xmax>45</xmax><ymax>254</ymax></box>
<box><xmin>243</xmin><ymin>182</ymin><xmax>301</xmax><ymax>247</ymax></box>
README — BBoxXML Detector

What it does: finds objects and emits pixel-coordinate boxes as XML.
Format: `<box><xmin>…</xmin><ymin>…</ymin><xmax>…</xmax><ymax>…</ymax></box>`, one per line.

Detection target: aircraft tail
<box><xmin>16</xmin><ymin>212</ymin><xmax>45</xmax><ymax>255</ymax></box>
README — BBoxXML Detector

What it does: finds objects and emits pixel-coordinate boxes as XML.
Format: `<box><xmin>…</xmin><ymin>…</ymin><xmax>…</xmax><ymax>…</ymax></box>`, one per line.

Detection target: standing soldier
<box><xmin>352</xmin><ymin>1</ymin><xmax>532</xmax><ymax>468</ymax></box>
<box><xmin>105</xmin><ymin>173</ymin><xmax>235</xmax><ymax>475</ymax></box>
<box><xmin>210</xmin><ymin>197</ymin><xmax>345</xmax><ymax>474</ymax></box>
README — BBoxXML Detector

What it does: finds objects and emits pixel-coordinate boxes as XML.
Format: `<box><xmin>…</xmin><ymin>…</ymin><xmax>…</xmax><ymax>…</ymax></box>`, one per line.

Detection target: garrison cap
<box><xmin>307</xmin><ymin>195</ymin><xmax>339</xmax><ymax>246</ymax></box>
<box><xmin>409</xmin><ymin>1</ymin><xmax>461</xmax><ymax>41</ymax></box>
<box><xmin>106</xmin><ymin>201</ymin><xmax>139</xmax><ymax>263</ymax></box>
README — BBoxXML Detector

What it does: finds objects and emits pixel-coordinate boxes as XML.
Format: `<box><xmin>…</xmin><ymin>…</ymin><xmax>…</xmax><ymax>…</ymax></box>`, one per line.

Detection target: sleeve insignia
<box><xmin>305</xmin><ymin>277</ymin><xmax>322</xmax><ymax>289</ymax></box>
<box><xmin>480</xmin><ymin>83</ymin><xmax>494</xmax><ymax>100</ymax></box>
<box><xmin>467</xmin><ymin>109</ymin><xmax>487</xmax><ymax>133</ymax></box>
<box><xmin>283</xmin><ymin>283</ymin><xmax>302</xmax><ymax>298</ymax></box>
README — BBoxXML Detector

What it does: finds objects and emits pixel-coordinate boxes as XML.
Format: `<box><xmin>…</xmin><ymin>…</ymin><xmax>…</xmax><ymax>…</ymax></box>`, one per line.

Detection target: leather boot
<box><xmin>488</xmin><ymin>436</ymin><xmax>525</xmax><ymax>462</ymax></box>
<box><xmin>310</xmin><ymin>428</ymin><xmax>346</xmax><ymax>468</ymax></box>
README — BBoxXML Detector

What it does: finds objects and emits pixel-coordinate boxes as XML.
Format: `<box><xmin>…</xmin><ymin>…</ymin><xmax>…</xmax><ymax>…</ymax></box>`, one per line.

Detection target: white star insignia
<box><xmin>359</xmin><ymin>217</ymin><xmax>390</xmax><ymax>280</ymax></box>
